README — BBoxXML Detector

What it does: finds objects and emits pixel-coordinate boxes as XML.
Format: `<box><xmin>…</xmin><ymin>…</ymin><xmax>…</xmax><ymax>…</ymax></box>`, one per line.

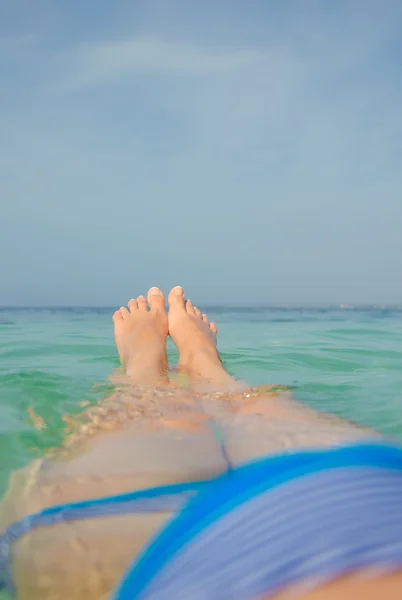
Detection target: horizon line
<box><xmin>1</xmin><ymin>304</ymin><xmax>401</xmax><ymax>310</ymax></box>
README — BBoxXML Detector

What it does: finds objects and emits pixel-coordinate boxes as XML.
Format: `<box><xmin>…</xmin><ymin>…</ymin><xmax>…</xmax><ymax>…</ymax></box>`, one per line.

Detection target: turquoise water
<box><xmin>1</xmin><ymin>306</ymin><xmax>402</xmax><ymax>495</ymax></box>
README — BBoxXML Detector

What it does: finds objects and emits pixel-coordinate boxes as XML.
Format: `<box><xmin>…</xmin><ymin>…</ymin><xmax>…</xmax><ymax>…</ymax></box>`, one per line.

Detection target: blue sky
<box><xmin>1</xmin><ymin>0</ymin><xmax>401</xmax><ymax>306</ymax></box>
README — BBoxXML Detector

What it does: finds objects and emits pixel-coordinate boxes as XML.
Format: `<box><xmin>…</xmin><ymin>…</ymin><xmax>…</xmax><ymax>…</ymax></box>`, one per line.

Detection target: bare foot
<box><xmin>112</xmin><ymin>288</ymin><xmax>168</xmax><ymax>384</ymax></box>
<box><xmin>168</xmin><ymin>286</ymin><xmax>235</xmax><ymax>390</ymax></box>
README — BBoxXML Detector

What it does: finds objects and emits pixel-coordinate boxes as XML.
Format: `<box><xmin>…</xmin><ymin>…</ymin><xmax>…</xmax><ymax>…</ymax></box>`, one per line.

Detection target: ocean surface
<box><xmin>1</xmin><ymin>306</ymin><xmax>402</xmax><ymax>496</ymax></box>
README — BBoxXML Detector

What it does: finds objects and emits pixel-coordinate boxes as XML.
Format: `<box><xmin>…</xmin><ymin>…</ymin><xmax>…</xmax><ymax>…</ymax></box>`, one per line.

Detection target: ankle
<box><xmin>126</xmin><ymin>349</ymin><xmax>168</xmax><ymax>383</ymax></box>
<box><xmin>180</xmin><ymin>348</ymin><xmax>232</xmax><ymax>382</ymax></box>
<box><xmin>180</xmin><ymin>346</ymin><xmax>220</xmax><ymax>369</ymax></box>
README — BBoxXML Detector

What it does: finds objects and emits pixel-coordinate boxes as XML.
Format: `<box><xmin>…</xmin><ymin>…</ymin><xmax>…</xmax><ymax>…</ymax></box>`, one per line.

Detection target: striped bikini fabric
<box><xmin>115</xmin><ymin>445</ymin><xmax>402</xmax><ymax>600</ymax></box>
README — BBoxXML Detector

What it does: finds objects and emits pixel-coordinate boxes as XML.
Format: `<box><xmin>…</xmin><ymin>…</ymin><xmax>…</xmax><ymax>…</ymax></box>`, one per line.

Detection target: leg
<box><xmin>167</xmin><ymin>286</ymin><xmax>379</xmax><ymax>466</ymax></box>
<box><xmin>1</xmin><ymin>289</ymin><xmax>227</xmax><ymax>600</ymax></box>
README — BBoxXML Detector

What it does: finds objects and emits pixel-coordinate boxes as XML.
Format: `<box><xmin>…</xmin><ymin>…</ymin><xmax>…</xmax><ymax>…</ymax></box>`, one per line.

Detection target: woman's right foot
<box><xmin>168</xmin><ymin>286</ymin><xmax>235</xmax><ymax>390</ymax></box>
<box><xmin>112</xmin><ymin>287</ymin><xmax>168</xmax><ymax>384</ymax></box>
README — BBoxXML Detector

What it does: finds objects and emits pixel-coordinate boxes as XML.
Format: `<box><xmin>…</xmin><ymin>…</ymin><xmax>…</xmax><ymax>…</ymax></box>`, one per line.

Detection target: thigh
<box><xmin>2</xmin><ymin>395</ymin><xmax>228</xmax><ymax>600</ymax></box>
<box><xmin>202</xmin><ymin>390</ymin><xmax>381</xmax><ymax>466</ymax></box>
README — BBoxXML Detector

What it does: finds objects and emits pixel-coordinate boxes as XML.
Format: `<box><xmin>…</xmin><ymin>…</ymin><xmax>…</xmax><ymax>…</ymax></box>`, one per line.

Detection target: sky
<box><xmin>1</xmin><ymin>0</ymin><xmax>401</xmax><ymax>306</ymax></box>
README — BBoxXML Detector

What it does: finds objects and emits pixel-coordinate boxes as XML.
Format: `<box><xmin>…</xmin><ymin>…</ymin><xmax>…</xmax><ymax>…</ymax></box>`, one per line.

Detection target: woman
<box><xmin>1</xmin><ymin>287</ymin><xmax>402</xmax><ymax>600</ymax></box>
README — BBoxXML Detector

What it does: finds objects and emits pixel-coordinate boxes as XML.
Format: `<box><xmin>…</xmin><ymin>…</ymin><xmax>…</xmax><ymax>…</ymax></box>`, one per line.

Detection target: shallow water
<box><xmin>1</xmin><ymin>306</ymin><xmax>402</xmax><ymax>495</ymax></box>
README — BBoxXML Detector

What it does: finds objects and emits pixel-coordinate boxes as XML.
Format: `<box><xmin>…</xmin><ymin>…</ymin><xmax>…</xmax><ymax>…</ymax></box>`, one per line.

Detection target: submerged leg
<box><xmin>1</xmin><ymin>288</ymin><xmax>230</xmax><ymax>600</ymax></box>
<box><xmin>167</xmin><ymin>286</ymin><xmax>379</xmax><ymax>466</ymax></box>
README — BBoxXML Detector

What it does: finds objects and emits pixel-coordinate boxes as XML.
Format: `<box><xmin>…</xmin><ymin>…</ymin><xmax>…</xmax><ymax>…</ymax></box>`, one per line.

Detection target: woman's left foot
<box><xmin>112</xmin><ymin>288</ymin><xmax>169</xmax><ymax>384</ymax></box>
<box><xmin>168</xmin><ymin>286</ymin><xmax>236</xmax><ymax>391</ymax></box>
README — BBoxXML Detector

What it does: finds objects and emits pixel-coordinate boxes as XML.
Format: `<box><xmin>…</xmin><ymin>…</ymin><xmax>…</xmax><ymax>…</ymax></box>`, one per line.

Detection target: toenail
<box><xmin>149</xmin><ymin>287</ymin><xmax>160</xmax><ymax>294</ymax></box>
<box><xmin>173</xmin><ymin>286</ymin><xmax>183</xmax><ymax>295</ymax></box>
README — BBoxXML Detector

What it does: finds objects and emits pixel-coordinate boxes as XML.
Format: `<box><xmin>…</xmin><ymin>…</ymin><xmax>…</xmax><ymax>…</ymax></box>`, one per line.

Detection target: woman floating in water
<box><xmin>1</xmin><ymin>286</ymin><xmax>402</xmax><ymax>600</ymax></box>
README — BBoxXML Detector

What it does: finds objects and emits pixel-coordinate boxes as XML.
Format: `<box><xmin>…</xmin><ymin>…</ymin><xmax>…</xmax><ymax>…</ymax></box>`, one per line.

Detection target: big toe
<box><xmin>147</xmin><ymin>287</ymin><xmax>166</xmax><ymax>313</ymax></box>
<box><xmin>168</xmin><ymin>286</ymin><xmax>185</xmax><ymax>310</ymax></box>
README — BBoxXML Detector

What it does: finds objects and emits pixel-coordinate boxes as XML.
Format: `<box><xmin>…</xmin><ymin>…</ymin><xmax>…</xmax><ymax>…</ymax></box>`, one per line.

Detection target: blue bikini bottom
<box><xmin>2</xmin><ymin>443</ymin><xmax>402</xmax><ymax>599</ymax></box>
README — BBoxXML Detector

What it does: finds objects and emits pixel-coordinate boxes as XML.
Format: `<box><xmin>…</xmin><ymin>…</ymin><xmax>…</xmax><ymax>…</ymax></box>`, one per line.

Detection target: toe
<box><xmin>112</xmin><ymin>310</ymin><xmax>123</xmax><ymax>321</ymax></box>
<box><xmin>147</xmin><ymin>287</ymin><xmax>166</xmax><ymax>313</ymax></box>
<box><xmin>194</xmin><ymin>307</ymin><xmax>202</xmax><ymax>318</ymax></box>
<box><xmin>168</xmin><ymin>286</ymin><xmax>185</xmax><ymax>309</ymax></box>
<box><xmin>202</xmin><ymin>314</ymin><xmax>209</xmax><ymax>324</ymax></box>
<box><xmin>120</xmin><ymin>306</ymin><xmax>130</xmax><ymax>319</ymax></box>
<box><xmin>128</xmin><ymin>299</ymin><xmax>138</xmax><ymax>312</ymax></box>
<box><xmin>185</xmin><ymin>300</ymin><xmax>195</xmax><ymax>315</ymax></box>
<box><xmin>137</xmin><ymin>296</ymin><xmax>147</xmax><ymax>311</ymax></box>
<box><xmin>209</xmin><ymin>322</ymin><xmax>218</xmax><ymax>335</ymax></box>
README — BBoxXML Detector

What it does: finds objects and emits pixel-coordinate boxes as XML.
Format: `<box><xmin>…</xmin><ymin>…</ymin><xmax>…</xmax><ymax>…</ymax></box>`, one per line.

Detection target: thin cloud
<box><xmin>50</xmin><ymin>35</ymin><xmax>271</xmax><ymax>91</ymax></box>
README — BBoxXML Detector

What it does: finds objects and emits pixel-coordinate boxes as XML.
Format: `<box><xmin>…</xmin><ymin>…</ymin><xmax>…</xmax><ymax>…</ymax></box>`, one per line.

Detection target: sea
<box><xmin>1</xmin><ymin>305</ymin><xmax>402</xmax><ymax>497</ymax></box>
